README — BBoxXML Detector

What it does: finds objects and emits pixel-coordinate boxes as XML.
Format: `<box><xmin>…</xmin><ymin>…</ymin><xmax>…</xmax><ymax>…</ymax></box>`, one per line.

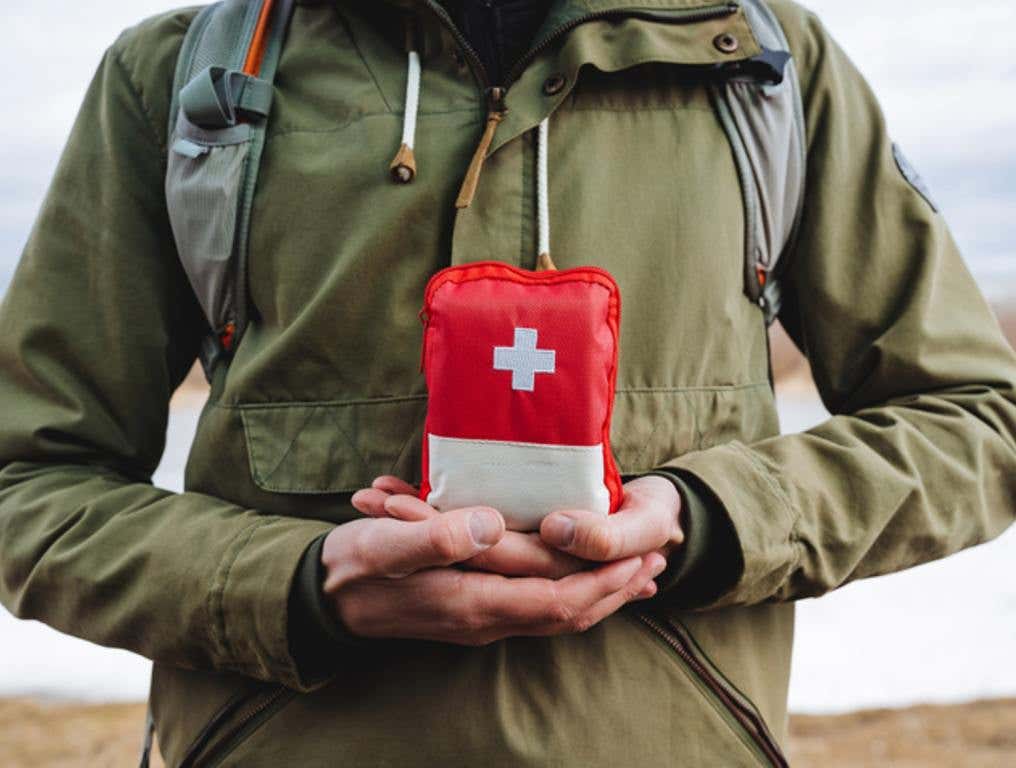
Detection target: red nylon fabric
<box><xmin>418</xmin><ymin>262</ymin><xmax>623</xmax><ymax>513</ymax></box>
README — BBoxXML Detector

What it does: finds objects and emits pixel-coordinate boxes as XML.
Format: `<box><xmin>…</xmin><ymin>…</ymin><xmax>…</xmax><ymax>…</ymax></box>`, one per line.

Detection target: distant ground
<box><xmin>2</xmin><ymin>698</ymin><xmax>1015</xmax><ymax>767</ymax></box>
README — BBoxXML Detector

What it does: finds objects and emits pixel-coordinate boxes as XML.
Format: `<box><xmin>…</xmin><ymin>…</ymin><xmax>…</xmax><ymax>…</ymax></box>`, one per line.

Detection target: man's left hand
<box><xmin>540</xmin><ymin>475</ymin><xmax>684</xmax><ymax>563</ymax></box>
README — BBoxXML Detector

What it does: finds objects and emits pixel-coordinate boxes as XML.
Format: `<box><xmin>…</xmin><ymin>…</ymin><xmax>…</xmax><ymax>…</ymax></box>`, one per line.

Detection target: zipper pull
<box><xmin>418</xmin><ymin>308</ymin><xmax>429</xmax><ymax>372</ymax></box>
<box><xmin>455</xmin><ymin>87</ymin><xmax>507</xmax><ymax>209</ymax></box>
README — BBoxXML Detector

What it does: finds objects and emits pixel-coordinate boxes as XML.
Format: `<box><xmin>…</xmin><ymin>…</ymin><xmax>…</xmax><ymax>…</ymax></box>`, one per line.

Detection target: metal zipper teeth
<box><xmin>421</xmin><ymin>1</ymin><xmax>494</xmax><ymax>95</ymax></box>
<box><xmin>209</xmin><ymin>686</ymin><xmax>292</xmax><ymax>766</ymax></box>
<box><xmin>184</xmin><ymin>684</ymin><xmax>292</xmax><ymax>768</ymax></box>
<box><xmin>423</xmin><ymin>1</ymin><xmax>740</xmax><ymax>99</ymax></box>
<box><xmin>178</xmin><ymin>687</ymin><xmax>255</xmax><ymax>768</ymax></box>
<box><xmin>637</xmin><ymin>613</ymin><xmax>789</xmax><ymax>768</ymax></box>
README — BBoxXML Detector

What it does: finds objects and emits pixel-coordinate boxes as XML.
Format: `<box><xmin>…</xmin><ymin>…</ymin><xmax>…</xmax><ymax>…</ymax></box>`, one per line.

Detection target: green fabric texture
<box><xmin>0</xmin><ymin>0</ymin><xmax>1013</xmax><ymax>764</ymax></box>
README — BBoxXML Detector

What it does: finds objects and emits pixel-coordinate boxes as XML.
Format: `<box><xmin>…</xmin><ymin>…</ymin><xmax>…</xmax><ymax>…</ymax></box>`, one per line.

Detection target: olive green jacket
<box><xmin>1</xmin><ymin>1</ymin><xmax>1014</xmax><ymax>765</ymax></box>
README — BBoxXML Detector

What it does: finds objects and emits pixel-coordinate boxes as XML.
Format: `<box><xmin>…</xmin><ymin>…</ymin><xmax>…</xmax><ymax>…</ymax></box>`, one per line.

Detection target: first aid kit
<box><xmin>418</xmin><ymin>261</ymin><xmax>623</xmax><ymax>531</ymax></box>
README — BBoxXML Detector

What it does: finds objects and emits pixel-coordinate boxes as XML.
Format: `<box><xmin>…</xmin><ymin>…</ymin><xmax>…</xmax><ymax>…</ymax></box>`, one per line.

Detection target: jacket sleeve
<box><xmin>653</xmin><ymin>7</ymin><xmax>1016</xmax><ymax>608</ymax></box>
<box><xmin>0</xmin><ymin>33</ymin><xmax>333</xmax><ymax>690</ymax></box>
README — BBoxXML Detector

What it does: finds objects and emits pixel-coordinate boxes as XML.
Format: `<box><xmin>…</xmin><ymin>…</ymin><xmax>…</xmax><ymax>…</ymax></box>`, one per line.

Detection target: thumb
<box><xmin>351</xmin><ymin>506</ymin><xmax>506</xmax><ymax>579</ymax></box>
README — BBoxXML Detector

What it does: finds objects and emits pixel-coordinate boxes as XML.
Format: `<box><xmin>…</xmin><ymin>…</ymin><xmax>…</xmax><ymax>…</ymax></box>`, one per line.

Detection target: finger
<box><xmin>338</xmin><ymin>506</ymin><xmax>506</xmax><ymax>581</ymax></box>
<box><xmin>458</xmin><ymin>555</ymin><xmax>644</xmax><ymax>630</ymax></box>
<box><xmin>333</xmin><ymin>555</ymin><xmax>662</xmax><ymax>644</ymax></box>
<box><xmin>372</xmin><ymin>475</ymin><xmax>418</xmax><ymax>495</ymax></box>
<box><xmin>633</xmin><ymin>580</ymin><xmax>658</xmax><ymax>600</ymax></box>
<box><xmin>552</xmin><ymin>553</ymin><xmax>667</xmax><ymax>631</ymax></box>
<box><xmin>463</xmin><ymin>531</ymin><xmax>589</xmax><ymax>579</ymax></box>
<box><xmin>540</xmin><ymin>501</ymin><xmax>678</xmax><ymax>562</ymax></box>
<box><xmin>477</xmin><ymin>553</ymin><xmax>666</xmax><ymax>641</ymax></box>
<box><xmin>383</xmin><ymin>493</ymin><xmax>439</xmax><ymax>523</ymax></box>
<box><xmin>351</xmin><ymin>487</ymin><xmax>395</xmax><ymax>517</ymax></box>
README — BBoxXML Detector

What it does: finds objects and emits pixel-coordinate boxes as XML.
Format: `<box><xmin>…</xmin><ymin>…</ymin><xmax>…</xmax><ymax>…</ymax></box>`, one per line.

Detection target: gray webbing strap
<box><xmin>712</xmin><ymin>0</ymin><xmax>806</xmax><ymax>324</ymax></box>
<box><xmin>179</xmin><ymin>66</ymin><xmax>274</xmax><ymax>128</ymax></box>
<box><xmin>165</xmin><ymin>0</ymin><xmax>296</xmax><ymax>380</ymax></box>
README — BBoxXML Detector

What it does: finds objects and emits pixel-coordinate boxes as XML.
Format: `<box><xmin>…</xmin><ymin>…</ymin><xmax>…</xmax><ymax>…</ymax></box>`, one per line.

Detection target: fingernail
<box><xmin>543</xmin><ymin>515</ymin><xmax>575</xmax><ymax>548</ymax></box>
<box><xmin>469</xmin><ymin>509</ymin><xmax>502</xmax><ymax>546</ymax></box>
<box><xmin>651</xmin><ymin>556</ymin><xmax>668</xmax><ymax>578</ymax></box>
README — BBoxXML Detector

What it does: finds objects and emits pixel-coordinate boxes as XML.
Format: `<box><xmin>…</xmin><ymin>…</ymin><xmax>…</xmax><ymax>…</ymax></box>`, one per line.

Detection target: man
<box><xmin>1</xmin><ymin>1</ymin><xmax>1013</xmax><ymax>765</ymax></box>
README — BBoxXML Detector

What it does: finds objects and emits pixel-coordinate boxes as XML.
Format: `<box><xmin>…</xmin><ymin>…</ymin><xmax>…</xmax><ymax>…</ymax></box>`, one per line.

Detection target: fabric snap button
<box><xmin>542</xmin><ymin>74</ymin><xmax>567</xmax><ymax>96</ymax></box>
<box><xmin>714</xmin><ymin>33</ymin><xmax>740</xmax><ymax>54</ymax></box>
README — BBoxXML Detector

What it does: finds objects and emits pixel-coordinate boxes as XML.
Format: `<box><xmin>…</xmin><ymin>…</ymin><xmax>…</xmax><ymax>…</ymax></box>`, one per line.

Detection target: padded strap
<box><xmin>712</xmin><ymin>0</ymin><xmax>806</xmax><ymax>324</ymax></box>
<box><xmin>166</xmin><ymin>0</ymin><xmax>296</xmax><ymax>382</ymax></box>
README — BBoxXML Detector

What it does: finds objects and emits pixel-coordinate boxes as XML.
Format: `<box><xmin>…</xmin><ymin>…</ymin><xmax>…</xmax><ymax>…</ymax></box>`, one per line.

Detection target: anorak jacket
<box><xmin>1</xmin><ymin>0</ymin><xmax>1014</xmax><ymax>765</ymax></box>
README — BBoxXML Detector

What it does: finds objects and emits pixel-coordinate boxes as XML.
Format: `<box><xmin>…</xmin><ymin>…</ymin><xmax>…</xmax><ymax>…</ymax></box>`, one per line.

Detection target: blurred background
<box><xmin>2</xmin><ymin>1</ymin><xmax>1015</xmax><ymax>765</ymax></box>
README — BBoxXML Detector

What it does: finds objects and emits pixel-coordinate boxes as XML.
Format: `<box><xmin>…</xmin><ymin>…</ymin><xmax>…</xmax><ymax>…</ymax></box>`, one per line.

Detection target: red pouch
<box><xmin>418</xmin><ymin>261</ymin><xmax>622</xmax><ymax>531</ymax></box>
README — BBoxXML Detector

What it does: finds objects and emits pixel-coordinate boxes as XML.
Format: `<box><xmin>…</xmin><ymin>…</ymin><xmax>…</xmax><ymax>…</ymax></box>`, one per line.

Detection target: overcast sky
<box><xmin>3</xmin><ymin>1</ymin><xmax>1014</xmax><ymax>298</ymax></box>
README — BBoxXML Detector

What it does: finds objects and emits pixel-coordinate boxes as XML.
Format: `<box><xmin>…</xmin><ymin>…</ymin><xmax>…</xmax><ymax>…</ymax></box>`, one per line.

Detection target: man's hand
<box><xmin>353</xmin><ymin>473</ymin><xmax>670</xmax><ymax>601</ymax></box>
<box><xmin>353</xmin><ymin>476</ymin><xmax>592</xmax><ymax>580</ymax></box>
<box><xmin>323</xmin><ymin>487</ymin><xmax>667</xmax><ymax>644</ymax></box>
<box><xmin>540</xmin><ymin>475</ymin><xmax>684</xmax><ymax>563</ymax></box>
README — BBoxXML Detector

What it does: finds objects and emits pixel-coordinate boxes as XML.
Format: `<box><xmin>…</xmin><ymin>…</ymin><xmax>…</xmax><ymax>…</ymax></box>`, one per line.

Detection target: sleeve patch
<box><xmin>893</xmin><ymin>142</ymin><xmax>939</xmax><ymax>212</ymax></box>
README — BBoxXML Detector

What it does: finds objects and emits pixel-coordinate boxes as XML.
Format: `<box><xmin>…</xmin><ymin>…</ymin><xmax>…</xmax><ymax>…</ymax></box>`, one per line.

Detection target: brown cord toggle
<box><xmin>389</xmin><ymin>143</ymin><xmax>417</xmax><ymax>184</ymax></box>
<box><xmin>455</xmin><ymin>109</ymin><xmax>504</xmax><ymax>208</ymax></box>
<box><xmin>536</xmin><ymin>251</ymin><xmax>557</xmax><ymax>271</ymax></box>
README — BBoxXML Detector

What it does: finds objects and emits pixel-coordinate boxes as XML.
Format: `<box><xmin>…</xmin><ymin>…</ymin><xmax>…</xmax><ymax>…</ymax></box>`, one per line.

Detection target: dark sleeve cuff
<box><xmin>287</xmin><ymin>532</ymin><xmax>367</xmax><ymax>687</ymax></box>
<box><xmin>643</xmin><ymin>468</ymin><xmax>744</xmax><ymax>608</ymax></box>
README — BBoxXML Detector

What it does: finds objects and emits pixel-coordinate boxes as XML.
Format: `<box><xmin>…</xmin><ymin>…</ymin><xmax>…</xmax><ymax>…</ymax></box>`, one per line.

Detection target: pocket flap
<box><xmin>239</xmin><ymin>397</ymin><xmax>427</xmax><ymax>494</ymax></box>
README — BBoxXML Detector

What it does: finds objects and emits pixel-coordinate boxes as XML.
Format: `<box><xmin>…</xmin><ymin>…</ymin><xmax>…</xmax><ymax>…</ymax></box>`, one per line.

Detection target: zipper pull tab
<box><xmin>455</xmin><ymin>87</ymin><xmax>507</xmax><ymax>209</ymax></box>
<box><xmin>418</xmin><ymin>308</ymin><xmax>429</xmax><ymax>372</ymax></box>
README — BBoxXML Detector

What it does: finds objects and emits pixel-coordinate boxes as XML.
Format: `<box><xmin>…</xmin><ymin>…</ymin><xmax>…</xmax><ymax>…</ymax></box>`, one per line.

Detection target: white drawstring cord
<box><xmin>536</xmin><ymin>117</ymin><xmax>556</xmax><ymax>270</ymax></box>
<box><xmin>403</xmin><ymin>50</ymin><xmax>421</xmax><ymax>151</ymax></box>
<box><xmin>390</xmin><ymin>49</ymin><xmax>421</xmax><ymax>183</ymax></box>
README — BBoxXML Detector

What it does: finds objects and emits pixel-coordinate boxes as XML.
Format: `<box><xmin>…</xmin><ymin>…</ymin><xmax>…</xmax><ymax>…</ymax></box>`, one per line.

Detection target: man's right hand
<box><xmin>320</xmin><ymin>502</ymin><xmax>666</xmax><ymax>646</ymax></box>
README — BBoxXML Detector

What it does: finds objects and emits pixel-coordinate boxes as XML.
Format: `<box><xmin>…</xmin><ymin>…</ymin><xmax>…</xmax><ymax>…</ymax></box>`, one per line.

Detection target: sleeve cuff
<box><xmin>643</xmin><ymin>468</ymin><xmax>744</xmax><ymax>608</ymax></box>
<box><xmin>287</xmin><ymin>531</ymin><xmax>369</xmax><ymax>689</ymax></box>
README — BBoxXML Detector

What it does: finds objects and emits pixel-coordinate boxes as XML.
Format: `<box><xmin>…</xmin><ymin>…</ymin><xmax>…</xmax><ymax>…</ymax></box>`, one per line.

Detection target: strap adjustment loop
<box><xmin>180</xmin><ymin>66</ymin><xmax>274</xmax><ymax>128</ymax></box>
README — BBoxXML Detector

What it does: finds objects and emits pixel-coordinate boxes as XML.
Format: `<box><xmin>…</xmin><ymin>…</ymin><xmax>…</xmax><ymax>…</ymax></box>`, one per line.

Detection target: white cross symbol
<box><xmin>493</xmin><ymin>327</ymin><xmax>556</xmax><ymax>392</ymax></box>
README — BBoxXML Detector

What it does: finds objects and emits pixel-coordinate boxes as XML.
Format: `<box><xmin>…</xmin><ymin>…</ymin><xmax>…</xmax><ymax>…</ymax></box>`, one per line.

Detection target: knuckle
<box><xmin>350</xmin><ymin>526</ymin><xmax>380</xmax><ymax>574</ymax></box>
<box><xmin>458</xmin><ymin>608</ymin><xmax>486</xmax><ymax>635</ymax></box>
<box><xmin>581</xmin><ymin>525</ymin><xmax>617</xmax><ymax>560</ymax></box>
<box><xmin>428</xmin><ymin>518</ymin><xmax>460</xmax><ymax>563</ymax></box>
<box><xmin>622</xmin><ymin>582</ymin><xmax>643</xmax><ymax>602</ymax></box>
<box><xmin>545</xmin><ymin>587</ymin><xmax>575</xmax><ymax>625</ymax></box>
<box><xmin>551</xmin><ymin>602</ymin><xmax>574</xmax><ymax>625</ymax></box>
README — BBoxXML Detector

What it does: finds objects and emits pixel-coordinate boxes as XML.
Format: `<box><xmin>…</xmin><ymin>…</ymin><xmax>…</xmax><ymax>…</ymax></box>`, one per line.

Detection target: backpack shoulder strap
<box><xmin>166</xmin><ymin>0</ymin><xmax>295</xmax><ymax>380</ymax></box>
<box><xmin>710</xmin><ymin>0</ymin><xmax>806</xmax><ymax>325</ymax></box>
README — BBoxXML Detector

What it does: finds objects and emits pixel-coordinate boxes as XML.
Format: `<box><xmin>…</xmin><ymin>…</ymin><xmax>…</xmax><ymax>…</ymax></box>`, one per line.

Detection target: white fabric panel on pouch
<box><xmin>426</xmin><ymin>433</ymin><xmax>610</xmax><ymax>531</ymax></box>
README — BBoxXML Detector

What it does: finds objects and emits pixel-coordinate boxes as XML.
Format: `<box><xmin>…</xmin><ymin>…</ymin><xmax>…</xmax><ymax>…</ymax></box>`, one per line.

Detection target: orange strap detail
<box><xmin>242</xmin><ymin>0</ymin><xmax>277</xmax><ymax>76</ymax></box>
<box><xmin>220</xmin><ymin>321</ymin><xmax>237</xmax><ymax>351</ymax></box>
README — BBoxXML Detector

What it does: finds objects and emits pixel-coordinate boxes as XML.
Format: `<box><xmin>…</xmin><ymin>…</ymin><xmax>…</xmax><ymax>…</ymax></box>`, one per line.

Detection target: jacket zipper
<box><xmin>636</xmin><ymin>612</ymin><xmax>789</xmax><ymax>768</ymax></box>
<box><xmin>423</xmin><ymin>1</ymin><xmax>740</xmax><ymax>94</ymax></box>
<box><xmin>179</xmin><ymin>683</ymin><xmax>293</xmax><ymax>768</ymax></box>
<box><xmin>424</xmin><ymin>1</ymin><xmax>740</xmax><ymax>206</ymax></box>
